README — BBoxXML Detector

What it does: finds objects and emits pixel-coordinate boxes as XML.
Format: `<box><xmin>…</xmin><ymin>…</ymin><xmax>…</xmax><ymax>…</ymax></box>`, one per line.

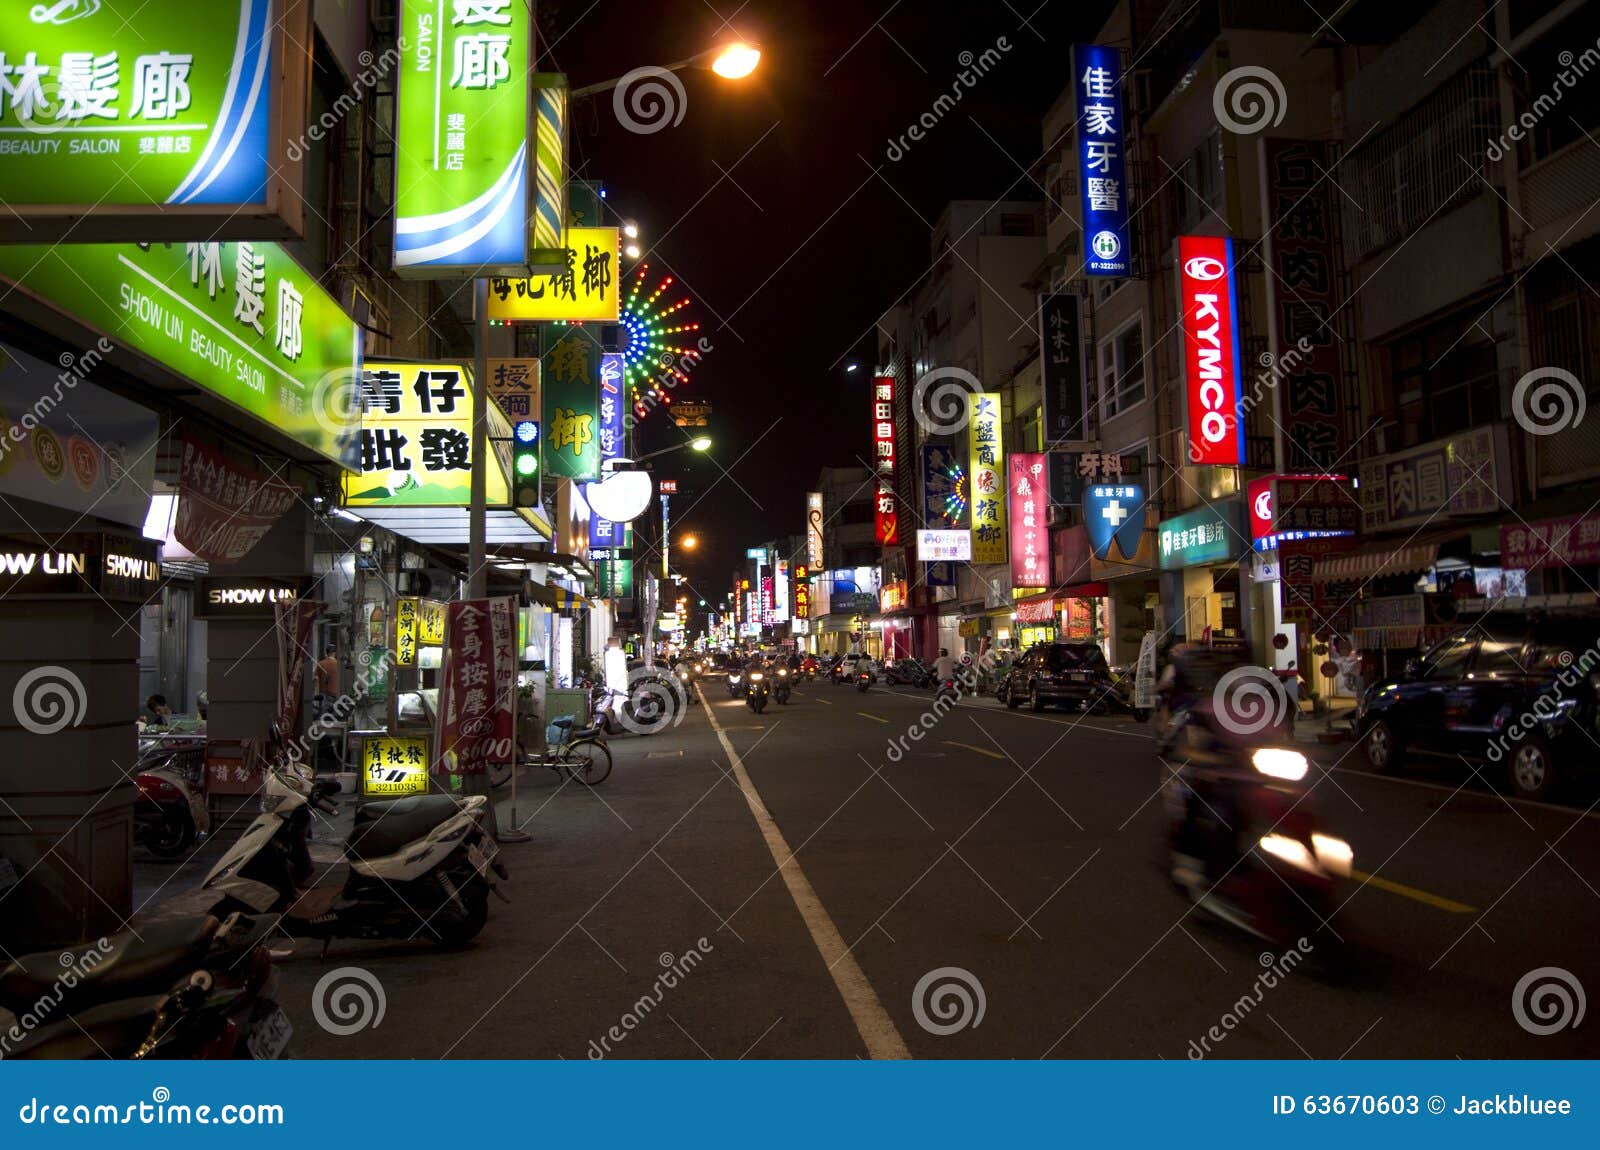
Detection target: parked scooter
<box><xmin>1162</xmin><ymin>703</ymin><xmax>1352</xmax><ymax>960</ymax></box>
<box><xmin>773</xmin><ymin>665</ymin><xmax>792</xmax><ymax>705</ymax></box>
<box><xmin>203</xmin><ymin>749</ymin><xmax>507</xmax><ymax>950</ymax></box>
<box><xmin>745</xmin><ymin>669</ymin><xmax>770</xmax><ymax>713</ymax></box>
<box><xmin>134</xmin><ymin>740</ymin><xmax>209</xmax><ymax>859</ymax></box>
<box><xmin>0</xmin><ymin>912</ymin><xmax>292</xmax><ymax>1059</ymax></box>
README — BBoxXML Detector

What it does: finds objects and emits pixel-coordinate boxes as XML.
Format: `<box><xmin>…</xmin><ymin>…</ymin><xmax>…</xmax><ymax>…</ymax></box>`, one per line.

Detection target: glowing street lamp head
<box><xmin>710</xmin><ymin>42</ymin><xmax>761</xmax><ymax>79</ymax></box>
<box><xmin>681</xmin><ymin>534</ymin><xmax>699</xmax><ymax>550</ymax></box>
<box><xmin>690</xmin><ymin>436</ymin><xmax>712</xmax><ymax>452</ymax></box>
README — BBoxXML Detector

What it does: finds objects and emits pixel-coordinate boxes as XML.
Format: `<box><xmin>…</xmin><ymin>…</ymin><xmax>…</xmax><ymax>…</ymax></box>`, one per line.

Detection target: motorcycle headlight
<box><xmin>778</xmin><ymin>669</ymin><xmax>788</xmax><ymax>677</ymax></box>
<box><xmin>1258</xmin><ymin>833</ymin><xmax>1317</xmax><ymax>873</ymax></box>
<box><xmin>1311</xmin><ymin>833</ymin><xmax>1353</xmax><ymax>877</ymax></box>
<box><xmin>1251</xmin><ymin>747</ymin><xmax>1308</xmax><ymax>781</ymax></box>
<box><xmin>678</xmin><ymin>671</ymin><xmax>689</xmax><ymax>680</ymax></box>
<box><xmin>749</xmin><ymin>672</ymin><xmax>764</xmax><ymax>681</ymax></box>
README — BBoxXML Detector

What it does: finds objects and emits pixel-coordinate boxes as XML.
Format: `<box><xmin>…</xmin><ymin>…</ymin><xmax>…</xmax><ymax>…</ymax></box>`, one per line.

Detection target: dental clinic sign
<box><xmin>394</xmin><ymin>0</ymin><xmax>533</xmax><ymax>276</ymax></box>
<box><xmin>1177</xmin><ymin>235</ymin><xmax>1246</xmax><ymax>466</ymax></box>
<box><xmin>0</xmin><ymin>0</ymin><xmax>311</xmax><ymax>242</ymax></box>
<box><xmin>1074</xmin><ymin>44</ymin><xmax>1129</xmax><ymax>276</ymax></box>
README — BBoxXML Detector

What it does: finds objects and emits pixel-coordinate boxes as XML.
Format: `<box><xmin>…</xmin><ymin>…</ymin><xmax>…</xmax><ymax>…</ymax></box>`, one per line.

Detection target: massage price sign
<box><xmin>0</xmin><ymin>241</ymin><xmax>361</xmax><ymax>469</ymax></box>
<box><xmin>394</xmin><ymin>0</ymin><xmax>533</xmax><ymax>276</ymax></box>
<box><xmin>0</xmin><ymin>0</ymin><xmax>311</xmax><ymax>242</ymax></box>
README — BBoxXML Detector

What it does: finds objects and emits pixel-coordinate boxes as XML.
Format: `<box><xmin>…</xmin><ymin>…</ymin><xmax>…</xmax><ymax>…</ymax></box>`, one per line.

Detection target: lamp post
<box><xmin>569</xmin><ymin>42</ymin><xmax>762</xmax><ymax>99</ymax></box>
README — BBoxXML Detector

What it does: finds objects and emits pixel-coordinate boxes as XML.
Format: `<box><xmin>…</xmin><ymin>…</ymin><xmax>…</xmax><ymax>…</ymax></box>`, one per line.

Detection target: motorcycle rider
<box><xmin>932</xmin><ymin>648</ymin><xmax>960</xmax><ymax>687</ymax></box>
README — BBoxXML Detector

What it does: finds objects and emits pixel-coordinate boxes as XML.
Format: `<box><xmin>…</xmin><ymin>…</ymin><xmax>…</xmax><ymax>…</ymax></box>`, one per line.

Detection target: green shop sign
<box><xmin>0</xmin><ymin>241</ymin><xmax>362</xmax><ymax>470</ymax></box>
<box><xmin>541</xmin><ymin>330</ymin><xmax>599</xmax><ymax>481</ymax></box>
<box><xmin>393</xmin><ymin>0</ymin><xmax>532</xmax><ymax>276</ymax></box>
<box><xmin>1157</xmin><ymin>500</ymin><xmax>1246</xmax><ymax>570</ymax></box>
<box><xmin>0</xmin><ymin>0</ymin><xmax>310</xmax><ymax>242</ymax></box>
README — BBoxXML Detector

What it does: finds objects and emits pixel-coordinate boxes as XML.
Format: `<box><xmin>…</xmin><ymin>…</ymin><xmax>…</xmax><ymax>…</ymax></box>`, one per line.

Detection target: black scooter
<box><xmin>773</xmin><ymin>665</ymin><xmax>792</xmax><ymax>704</ymax></box>
<box><xmin>745</xmin><ymin>670</ymin><xmax>770</xmax><ymax>713</ymax></box>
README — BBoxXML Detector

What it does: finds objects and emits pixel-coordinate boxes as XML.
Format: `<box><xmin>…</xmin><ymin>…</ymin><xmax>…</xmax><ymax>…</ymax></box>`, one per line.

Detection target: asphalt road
<box><xmin>228</xmin><ymin>677</ymin><xmax>1600</xmax><ymax>1058</ymax></box>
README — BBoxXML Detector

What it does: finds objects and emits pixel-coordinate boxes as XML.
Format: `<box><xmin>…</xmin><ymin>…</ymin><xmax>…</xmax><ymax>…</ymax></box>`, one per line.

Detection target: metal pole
<box><xmin>469</xmin><ymin>277</ymin><xmax>489</xmax><ymax>599</ymax></box>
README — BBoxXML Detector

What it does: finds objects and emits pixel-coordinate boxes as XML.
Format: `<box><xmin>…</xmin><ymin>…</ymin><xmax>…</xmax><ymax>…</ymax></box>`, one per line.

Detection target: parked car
<box><xmin>997</xmin><ymin>642</ymin><xmax>1122</xmax><ymax>713</ymax></box>
<box><xmin>1356</xmin><ymin>614</ymin><xmax>1600</xmax><ymax>799</ymax></box>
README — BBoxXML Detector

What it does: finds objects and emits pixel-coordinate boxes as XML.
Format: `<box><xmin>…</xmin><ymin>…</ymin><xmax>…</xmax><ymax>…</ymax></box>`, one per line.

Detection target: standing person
<box><xmin>1281</xmin><ymin>660</ymin><xmax>1302</xmax><ymax>718</ymax></box>
<box><xmin>314</xmin><ymin>645</ymin><xmax>340</xmax><ymax>698</ymax></box>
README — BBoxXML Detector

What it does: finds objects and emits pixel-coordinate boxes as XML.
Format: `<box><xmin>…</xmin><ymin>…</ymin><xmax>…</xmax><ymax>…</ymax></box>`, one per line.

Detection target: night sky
<box><xmin>543</xmin><ymin>0</ymin><xmax>1113</xmax><ymax>589</ymax></box>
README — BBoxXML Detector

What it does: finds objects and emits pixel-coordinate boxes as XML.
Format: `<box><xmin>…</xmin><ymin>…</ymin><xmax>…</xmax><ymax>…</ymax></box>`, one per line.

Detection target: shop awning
<box><xmin>346</xmin><ymin>506</ymin><xmax>551</xmax><ymax>548</ymax></box>
<box><xmin>1060</xmin><ymin>582</ymin><xmax>1109</xmax><ymax>597</ymax></box>
<box><xmin>525</xmin><ymin>582</ymin><xmax>592</xmax><ymax>612</ymax></box>
<box><xmin>1314</xmin><ymin>532</ymin><xmax>1461</xmax><ymax>581</ymax></box>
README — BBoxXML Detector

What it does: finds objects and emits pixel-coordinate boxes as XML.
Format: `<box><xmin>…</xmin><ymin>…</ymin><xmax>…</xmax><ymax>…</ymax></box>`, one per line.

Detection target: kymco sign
<box><xmin>1178</xmin><ymin>235</ymin><xmax>1245</xmax><ymax>466</ymax></box>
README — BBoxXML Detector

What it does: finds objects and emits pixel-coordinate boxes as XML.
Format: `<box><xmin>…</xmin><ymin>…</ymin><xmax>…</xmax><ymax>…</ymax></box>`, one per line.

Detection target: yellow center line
<box><xmin>857</xmin><ymin>711</ymin><xmax>888</xmax><ymax>723</ymax></box>
<box><xmin>944</xmin><ymin>740</ymin><xmax>1005</xmax><ymax>760</ymax></box>
<box><xmin>1350</xmin><ymin>868</ymin><xmax>1477</xmax><ymax>914</ymax></box>
<box><xmin>815</xmin><ymin>697</ymin><xmax>832</xmax><ymax>705</ymax></box>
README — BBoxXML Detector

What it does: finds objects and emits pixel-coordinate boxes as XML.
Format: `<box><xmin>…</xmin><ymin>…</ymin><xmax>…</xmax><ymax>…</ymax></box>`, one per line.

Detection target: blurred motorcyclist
<box><xmin>932</xmin><ymin>648</ymin><xmax>959</xmax><ymax>683</ymax></box>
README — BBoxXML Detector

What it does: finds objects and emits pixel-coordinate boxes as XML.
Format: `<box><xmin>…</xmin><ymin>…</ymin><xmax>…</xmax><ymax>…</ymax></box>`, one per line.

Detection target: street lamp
<box><xmin>634</xmin><ymin>437</ymin><xmax>712</xmax><ymax>463</ymax></box>
<box><xmin>680</xmin><ymin>534</ymin><xmax>699</xmax><ymax>550</ymax></box>
<box><xmin>570</xmin><ymin>41</ymin><xmax>763</xmax><ymax>99</ymax></box>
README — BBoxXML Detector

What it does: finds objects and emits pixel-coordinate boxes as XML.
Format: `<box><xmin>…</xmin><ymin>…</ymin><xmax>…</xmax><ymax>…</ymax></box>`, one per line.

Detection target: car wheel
<box><xmin>1508</xmin><ymin>737</ymin><xmax>1558</xmax><ymax>800</ymax></box>
<box><xmin>1029</xmin><ymin>684</ymin><xmax>1044</xmax><ymax>712</ymax></box>
<box><xmin>1364</xmin><ymin>720</ymin><xmax>1403</xmax><ymax>773</ymax></box>
<box><xmin>1002</xmin><ymin>684</ymin><xmax>1019</xmax><ymax>709</ymax></box>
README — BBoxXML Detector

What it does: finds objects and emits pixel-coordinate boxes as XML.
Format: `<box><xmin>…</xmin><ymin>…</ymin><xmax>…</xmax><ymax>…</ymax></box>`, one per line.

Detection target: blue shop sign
<box><xmin>1074</xmin><ymin>44</ymin><xmax>1130</xmax><ymax>276</ymax></box>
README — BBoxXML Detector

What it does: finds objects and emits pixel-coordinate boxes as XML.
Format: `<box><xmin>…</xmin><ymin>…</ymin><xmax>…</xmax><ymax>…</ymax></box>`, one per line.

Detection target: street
<box><xmin>232</xmin><ymin>680</ymin><xmax>1600</xmax><ymax>1060</ymax></box>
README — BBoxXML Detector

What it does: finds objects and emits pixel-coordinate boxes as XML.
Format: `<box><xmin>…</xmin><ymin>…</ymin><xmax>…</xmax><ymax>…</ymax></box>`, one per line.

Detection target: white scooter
<box><xmin>203</xmin><ymin>755</ymin><xmax>507</xmax><ymax>951</ymax></box>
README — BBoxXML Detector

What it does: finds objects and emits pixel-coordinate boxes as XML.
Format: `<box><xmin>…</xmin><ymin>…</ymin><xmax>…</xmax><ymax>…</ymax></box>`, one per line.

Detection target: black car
<box><xmin>1357</xmin><ymin>615</ymin><xmax>1600</xmax><ymax>799</ymax></box>
<box><xmin>998</xmin><ymin>641</ymin><xmax>1122</xmax><ymax>713</ymax></box>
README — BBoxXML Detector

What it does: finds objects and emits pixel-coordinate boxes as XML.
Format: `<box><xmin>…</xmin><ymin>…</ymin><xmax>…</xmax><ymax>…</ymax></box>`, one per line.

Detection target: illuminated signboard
<box><xmin>486</xmin><ymin>357</ymin><xmax>539</xmax><ymax>421</ymax></box>
<box><xmin>0</xmin><ymin>533</ymin><xmax>160</xmax><ymax>600</ymax></box>
<box><xmin>1178</xmin><ymin>235</ymin><xmax>1246</xmax><ymax>466</ymax></box>
<box><xmin>968</xmin><ymin>392</ymin><xmax>1007</xmax><ymax>564</ymax></box>
<box><xmin>394</xmin><ymin>0</ymin><xmax>532</xmax><ymax>276</ymax></box>
<box><xmin>194</xmin><ymin>576</ymin><xmax>307</xmax><ymax>617</ymax></box>
<box><xmin>916</xmin><ymin>529</ymin><xmax>971</xmax><ymax>561</ymax></box>
<box><xmin>1158</xmin><ymin>501</ymin><xmax>1246</xmax><ymax>570</ymax></box>
<box><xmin>0</xmin><ymin>0</ymin><xmax>311</xmax><ymax>242</ymax></box>
<box><xmin>794</xmin><ymin>565</ymin><xmax>811</xmax><ymax>618</ymax></box>
<box><xmin>486</xmin><ymin>228</ymin><xmax>621</xmax><ymax>322</ymax></box>
<box><xmin>1074</xmin><ymin>44</ymin><xmax>1130</xmax><ymax>276</ymax></box>
<box><xmin>541</xmin><ymin>330</ymin><xmax>601</xmax><ymax>481</ymax></box>
<box><xmin>0</xmin><ymin>241</ymin><xmax>362</xmax><ymax>470</ymax></box>
<box><xmin>806</xmin><ymin>491</ymin><xmax>825</xmax><ymax>566</ymax></box>
<box><xmin>589</xmin><ymin>352</ymin><xmax>627</xmax><ymax>548</ymax></box>
<box><xmin>362</xmin><ymin>736</ymin><xmax>430</xmax><ymax>798</ymax></box>
<box><xmin>872</xmin><ymin>376</ymin><xmax>898</xmax><ymax>545</ymax></box>
<box><xmin>343</xmin><ymin>362</ymin><xmax>512</xmax><ymax>507</ymax></box>
<box><xmin>1246</xmin><ymin>474</ymin><xmax>1357</xmax><ymax>552</ymax></box>
<box><xmin>1008</xmin><ymin>452</ymin><xmax>1048</xmax><ymax>589</ymax></box>
<box><xmin>1085</xmin><ymin>483</ymin><xmax>1147</xmax><ymax>561</ymax></box>
<box><xmin>880</xmin><ymin>580</ymin><xmax>908</xmax><ymax>613</ymax></box>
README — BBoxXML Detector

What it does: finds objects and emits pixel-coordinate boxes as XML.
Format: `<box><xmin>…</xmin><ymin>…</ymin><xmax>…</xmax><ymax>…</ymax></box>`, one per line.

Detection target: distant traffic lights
<box><xmin>512</xmin><ymin>420</ymin><xmax>540</xmax><ymax>506</ymax></box>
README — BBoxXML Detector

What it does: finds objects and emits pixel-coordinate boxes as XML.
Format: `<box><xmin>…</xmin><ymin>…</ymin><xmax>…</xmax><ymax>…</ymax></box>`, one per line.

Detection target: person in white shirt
<box><xmin>932</xmin><ymin>648</ymin><xmax>960</xmax><ymax>682</ymax></box>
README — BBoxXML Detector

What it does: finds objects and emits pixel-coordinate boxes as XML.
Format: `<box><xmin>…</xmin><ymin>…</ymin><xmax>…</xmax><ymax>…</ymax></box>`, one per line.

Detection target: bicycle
<box><xmin>517</xmin><ymin>716</ymin><xmax>612</xmax><ymax>786</ymax></box>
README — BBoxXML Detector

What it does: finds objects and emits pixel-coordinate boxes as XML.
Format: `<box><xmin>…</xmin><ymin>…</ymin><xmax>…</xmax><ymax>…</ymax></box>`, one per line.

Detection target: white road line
<box><xmin>697</xmin><ymin>692</ymin><xmax>911</xmax><ymax>1060</ymax></box>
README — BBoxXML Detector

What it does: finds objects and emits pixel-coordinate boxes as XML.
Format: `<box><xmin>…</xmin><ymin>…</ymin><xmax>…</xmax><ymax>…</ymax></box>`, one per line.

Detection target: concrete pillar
<box><xmin>0</xmin><ymin>598</ymin><xmax>141</xmax><ymax>951</ymax></box>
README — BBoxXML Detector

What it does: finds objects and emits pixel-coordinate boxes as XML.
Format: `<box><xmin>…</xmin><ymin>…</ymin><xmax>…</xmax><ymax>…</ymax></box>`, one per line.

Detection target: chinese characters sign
<box><xmin>0</xmin><ymin>0</ymin><xmax>305</xmax><ymax>240</ymax></box>
<box><xmin>434</xmin><ymin>597</ymin><xmax>517</xmax><ymax>776</ymax></box>
<box><xmin>362</xmin><ymin>737</ymin><xmax>429</xmax><ymax>798</ymax></box>
<box><xmin>541</xmin><ymin>331</ymin><xmax>601</xmax><ymax>480</ymax></box>
<box><xmin>486</xmin><ymin>227</ymin><xmax>620</xmax><ymax>322</ymax></box>
<box><xmin>1501</xmin><ymin>514</ymin><xmax>1600</xmax><ymax>571</ymax></box>
<box><xmin>486</xmin><ymin>357</ymin><xmax>539</xmax><ymax>420</ymax></box>
<box><xmin>1178</xmin><ymin>235</ymin><xmax>1246</xmax><ymax>466</ymax></box>
<box><xmin>1157</xmin><ymin>501</ymin><xmax>1245</xmax><ymax>570</ymax></box>
<box><xmin>1355</xmin><ymin>425</ymin><xmax>1505</xmax><ymax>532</ymax></box>
<box><xmin>0</xmin><ymin>241</ymin><xmax>361</xmax><ymax>469</ymax></box>
<box><xmin>794</xmin><ymin>565</ymin><xmax>811</xmax><ymax>618</ymax></box>
<box><xmin>1074</xmin><ymin>44</ymin><xmax>1130</xmax><ymax>276</ymax></box>
<box><xmin>1263</xmin><ymin>140</ymin><xmax>1345</xmax><ymax>471</ymax></box>
<box><xmin>394</xmin><ymin>0</ymin><xmax>532</xmax><ymax>275</ymax></box>
<box><xmin>1038</xmin><ymin>293</ymin><xmax>1087</xmax><ymax>440</ymax></box>
<box><xmin>1245</xmin><ymin>473</ymin><xmax>1357</xmax><ymax>551</ymax></box>
<box><xmin>1008</xmin><ymin>452</ymin><xmax>1049</xmax><ymax>589</ymax></box>
<box><xmin>1084</xmin><ymin>483</ymin><xmax>1146</xmax><ymax>561</ymax></box>
<box><xmin>1047</xmin><ymin>449</ymin><xmax>1142</xmax><ymax>506</ymax></box>
<box><xmin>917</xmin><ymin>529</ymin><xmax>971</xmax><ymax>561</ymax></box>
<box><xmin>967</xmin><ymin>392</ymin><xmax>1008</xmax><ymax>564</ymax></box>
<box><xmin>343</xmin><ymin>362</ymin><xmax>511</xmax><ymax>507</ymax></box>
<box><xmin>872</xmin><ymin>376</ymin><xmax>898</xmax><ymax>545</ymax></box>
<box><xmin>590</xmin><ymin>352</ymin><xmax>627</xmax><ymax>548</ymax></box>
<box><xmin>806</xmin><ymin>491</ymin><xmax>825</xmax><ymax>567</ymax></box>
<box><xmin>175</xmin><ymin>432</ymin><xmax>298</xmax><ymax>562</ymax></box>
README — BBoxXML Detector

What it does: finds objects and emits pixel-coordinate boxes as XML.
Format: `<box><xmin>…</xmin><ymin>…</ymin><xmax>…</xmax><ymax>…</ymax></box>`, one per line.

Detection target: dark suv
<box><xmin>1357</xmin><ymin>615</ymin><xmax>1600</xmax><ymax>799</ymax></box>
<box><xmin>999</xmin><ymin>642</ymin><xmax>1120</xmax><ymax>712</ymax></box>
